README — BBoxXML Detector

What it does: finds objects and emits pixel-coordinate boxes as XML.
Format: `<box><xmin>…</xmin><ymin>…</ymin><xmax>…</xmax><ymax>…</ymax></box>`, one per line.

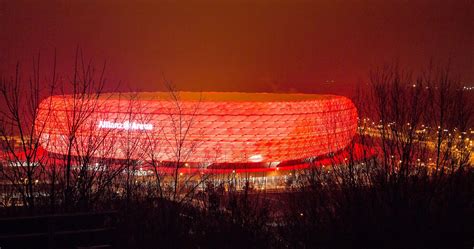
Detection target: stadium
<box><xmin>35</xmin><ymin>92</ymin><xmax>358</xmax><ymax>172</ymax></box>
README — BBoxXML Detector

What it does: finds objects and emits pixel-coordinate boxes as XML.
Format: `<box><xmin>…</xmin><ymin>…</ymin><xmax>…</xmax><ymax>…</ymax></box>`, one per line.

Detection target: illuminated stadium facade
<box><xmin>35</xmin><ymin>92</ymin><xmax>358</xmax><ymax>170</ymax></box>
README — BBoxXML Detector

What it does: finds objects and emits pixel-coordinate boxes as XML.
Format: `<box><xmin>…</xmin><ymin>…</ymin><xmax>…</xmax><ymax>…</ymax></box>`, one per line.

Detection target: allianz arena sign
<box><xmin>98</xmin><ymin>120</ymin><xmax>153</xmax><ymax>131</ymax></box>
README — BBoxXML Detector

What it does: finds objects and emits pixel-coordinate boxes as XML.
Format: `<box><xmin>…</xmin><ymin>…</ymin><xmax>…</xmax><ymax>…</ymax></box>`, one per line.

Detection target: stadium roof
<box><xmin>94</xmin><ymin>92</ymin><xmax>336</xmax><ymax>102</ymax></box>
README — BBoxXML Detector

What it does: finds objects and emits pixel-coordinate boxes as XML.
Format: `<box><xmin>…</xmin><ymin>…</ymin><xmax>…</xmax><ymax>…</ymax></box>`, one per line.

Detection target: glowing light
<box><xmin>98</xmin><ymin>120</ymin><xmax>153</xmax><ymax>130</ymax></box>
<box><xmin>249</xmin><ymin>154</ymin><xmax>263</xmax><ymax>162</ymax></box>
<box><xmin>36</xmin><ymin>92</ymin><xmax>358</xmax><ymax>164</ymax></box>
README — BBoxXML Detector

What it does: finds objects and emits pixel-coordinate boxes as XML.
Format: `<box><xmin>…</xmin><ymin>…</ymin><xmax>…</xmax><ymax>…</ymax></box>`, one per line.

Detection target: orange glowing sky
<box><xmin>0</xmin><ymin>0</ymin><xmax>472</xmax><ymax>96</ymax></box>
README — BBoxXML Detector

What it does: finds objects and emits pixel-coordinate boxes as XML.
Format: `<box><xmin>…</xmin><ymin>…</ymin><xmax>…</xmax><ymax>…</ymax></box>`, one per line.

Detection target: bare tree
<box><xmin>283</xmin><ymin>63</ymin><xmax>473</xmax><ymax>248</ymax></box>
<box><xmin>0</xmin><ymin>53</ymin><xmax>56</xmax><ymax>209</ymax></box>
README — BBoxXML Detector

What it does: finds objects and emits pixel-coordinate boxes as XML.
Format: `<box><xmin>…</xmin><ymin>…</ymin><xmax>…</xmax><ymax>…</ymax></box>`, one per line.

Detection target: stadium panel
<box><xmin>35</xmin><ymin>92</ymin><xmax>358</xmax><ymax>165</ymax></box>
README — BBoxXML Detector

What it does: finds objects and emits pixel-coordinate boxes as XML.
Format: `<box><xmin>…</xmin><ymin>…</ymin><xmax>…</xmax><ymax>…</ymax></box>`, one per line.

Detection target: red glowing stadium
<box><xmin>35</xmin><ymin>92</ymin><xmax>358</xmax><ymax>168</ymax></box>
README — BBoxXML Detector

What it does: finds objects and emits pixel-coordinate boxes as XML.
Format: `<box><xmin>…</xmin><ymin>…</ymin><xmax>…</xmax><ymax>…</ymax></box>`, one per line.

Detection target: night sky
<box><xmin>1</xmin><ymin>0</ymin><xmax>472</xmax><ymax>97</ymax></box>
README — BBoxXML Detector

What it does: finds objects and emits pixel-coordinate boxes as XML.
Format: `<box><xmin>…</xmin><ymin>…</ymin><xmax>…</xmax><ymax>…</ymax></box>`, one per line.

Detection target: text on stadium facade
<box><xmin>98</xmin><ymin>120</ymin><xmax>153</xmax><ymax>130</ymax></box>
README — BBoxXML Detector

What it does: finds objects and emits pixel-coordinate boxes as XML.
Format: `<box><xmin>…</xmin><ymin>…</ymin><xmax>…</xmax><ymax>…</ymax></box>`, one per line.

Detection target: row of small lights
<box><xmin>359</xmin><ymin>117</ymin><xmax>473</xmax><ymax>134</ymax></box>
<box><xmin>462</xmin><ymin>86</ymin><xmax>474</xmax><ymax>91</ymax></box>
<box><xmin>409</xmin><ymin>84</ymin><xmax>473</xmax><ymax>91</ymax></box>
<box><xmin>358</xmin><ymin>118</ymin><xmax>473</xmax><ymax>163</ymax></box>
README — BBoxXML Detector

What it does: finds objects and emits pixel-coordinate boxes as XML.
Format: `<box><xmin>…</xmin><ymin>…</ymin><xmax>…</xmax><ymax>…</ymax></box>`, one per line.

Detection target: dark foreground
<box><xmin>1</xmin><ymin>168</ymin><xmax>473</xmax><ymax>249</ymax></box>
